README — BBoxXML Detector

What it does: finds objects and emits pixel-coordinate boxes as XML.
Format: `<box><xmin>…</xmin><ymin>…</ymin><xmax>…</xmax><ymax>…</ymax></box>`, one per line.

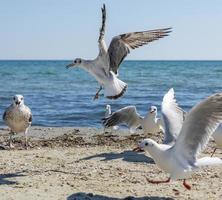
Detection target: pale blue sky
<box><xmin>0</xmin><ymin>0</ymin><xmax>222</xmax><ymax>60</ymax></box>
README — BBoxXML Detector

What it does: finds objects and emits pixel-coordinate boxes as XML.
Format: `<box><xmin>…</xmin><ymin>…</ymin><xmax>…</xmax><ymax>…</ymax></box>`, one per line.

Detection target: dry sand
<box><xmin>0</xmin><ymin>126</ymin><xmax>222</xmax><ymax>200</ymax></box>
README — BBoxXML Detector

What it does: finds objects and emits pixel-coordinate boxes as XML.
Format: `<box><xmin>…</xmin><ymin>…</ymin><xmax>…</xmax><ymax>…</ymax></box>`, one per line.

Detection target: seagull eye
<box><xmin>21</xmin><ymin>98</ymin><xmax>24</xmax><ymax>100</ymax></box>
<box><xmin>145</xmin><ymin>142</ymin><xmax>148</xmax><ymax>146</ymax></box>
<box><xmin>13</xmin><ymin>97</ymin><xmax>16</xmax><ymax>101</ymax></box>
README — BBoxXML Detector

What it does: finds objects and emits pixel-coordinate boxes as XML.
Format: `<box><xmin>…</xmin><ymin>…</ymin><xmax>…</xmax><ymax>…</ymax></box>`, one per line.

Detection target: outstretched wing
<box><xmin>161</xmin><ymin>88</ymin><xmax>185</xmax><ymax>144</ymax></box>
<box><xmin>172</xmin><ymin>93</ymin><xmax>222</xmax><ymax>165</ymax></box>
<box><xmin>98</xmin><ymin>4</ymin><xmax>108</xmax><ymax>55</ymax></box>
<box><xmin>98</xmin><ymin>4</ymin><xmax>106</xmax><ymax>43</ymax></box>
<box><xmin>102</xmin><ymin>106</ymin><xmax>142</xmax><ymax>129</ymax></box>
<box><xmin>108</xmin><ymin>28</ymin><xmax>172</xmax><ymax>74</ymax></box>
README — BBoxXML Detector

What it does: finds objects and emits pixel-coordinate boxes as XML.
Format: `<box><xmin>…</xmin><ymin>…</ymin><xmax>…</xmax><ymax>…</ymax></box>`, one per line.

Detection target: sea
<box><xmin>0</xmin><ymin>60</ymin><xmax>222</xmax><ymax>127</ymax></box>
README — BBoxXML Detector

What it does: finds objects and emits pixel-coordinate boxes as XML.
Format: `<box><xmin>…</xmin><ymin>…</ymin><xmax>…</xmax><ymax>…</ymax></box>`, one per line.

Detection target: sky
<box><xmin>0</xmin><ymin>0</ymin><xmax>222</xmax><ymax>60</ymax></box>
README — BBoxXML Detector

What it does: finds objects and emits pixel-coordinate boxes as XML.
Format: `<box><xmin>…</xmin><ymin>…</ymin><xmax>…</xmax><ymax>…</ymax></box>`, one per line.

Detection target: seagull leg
<box><xmin>93</xmin><ymin>86</ymin><xmax>102</xmax><ymax>100</ymax></box>
<box><xmin>9</xmin><ymin>131</ymin><xmax>15</xmax><ymax>149</ymax></box>
<box><xmin>146</xmin><ymin>177</ymin><xmax>170</xmax><ymax>184</ymax></box>
<box><xmin>183</xmin><ymin>179</ymin><xmax>191</xmax><ymax>190</ymax></box>
<box><xmin>211</xmin><ymin>148</ymin><xmax>217</xmax><ymax>157</ymax></box>
<box><xmin>24</xmin><ymin>129</ymin><xmax>29</xmax><ymax>150</ymax></box>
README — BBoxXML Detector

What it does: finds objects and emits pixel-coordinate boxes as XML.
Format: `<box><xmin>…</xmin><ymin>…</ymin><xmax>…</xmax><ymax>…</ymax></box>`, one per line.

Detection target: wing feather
<box><xmin>102</xmin><ymin>106</ymin><xmax>142</xmax><ymax>129</ymax></box>
<box><xmin>98</xmin><ymin>4</ymin><xmax>106</xmax><ymax>42</ymax></box>
<box><xmin>161</xmin><ymin>88</ymin><xmax>185</xmax><ymax>144</ymax></box>
<box><xmin>173</xmin><ymin>93</ymin><xmax>222</xmax><ymax>164</ymax></box>
<box><xmin>108</xmin><ymin>28</ymin><xmax>172</xmax><ymax>74</ymax></box>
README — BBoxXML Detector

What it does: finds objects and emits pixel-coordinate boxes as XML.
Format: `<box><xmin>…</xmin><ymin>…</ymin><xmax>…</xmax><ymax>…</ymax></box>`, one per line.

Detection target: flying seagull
<box><xmin>3</xmin><ymin>95</ymin><xmax>32</xmax><ymax>149</ymax></box>
<box><xmin>133</xmin><ymin>92</ymin><xmax>222</xmax><ymax>189</ymax></box>
<box><xmin>66</xmin><ymin>4</ymin><xmax>172</xmax><ymax>100</ymax></box>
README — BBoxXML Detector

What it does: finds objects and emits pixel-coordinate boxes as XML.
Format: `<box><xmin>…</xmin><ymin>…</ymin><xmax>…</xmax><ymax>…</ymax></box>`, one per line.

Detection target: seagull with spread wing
<box><xmin>133</xmin><ymin>93</ymin><xmax>222</xmax><ymax>190</ymax></box>
<box><xmin>66</xmin><ymin>4</ymin><xmax>172</xmax><ymax>100</ymax></box>
<box><xmin>103</xmin><ymin>88</ymin><xmax>184</xmax><ymax>143</ymax></box>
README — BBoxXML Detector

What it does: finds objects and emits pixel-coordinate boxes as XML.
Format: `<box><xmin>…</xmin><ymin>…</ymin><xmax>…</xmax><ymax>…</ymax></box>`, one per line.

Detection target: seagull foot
<box><xmin>93</xmin><ymin>93</ymin><xmax>100</xmax><ymax>100</ymax></box>
<box><xmin>146</xmin><ymin>177</ymin><xmax>170</xmax><ymax>184</ymax></box>
<box><xmin>183</xmin><ymin>179</ymin><xmax>191</xmax><ymax>190</ymax></box>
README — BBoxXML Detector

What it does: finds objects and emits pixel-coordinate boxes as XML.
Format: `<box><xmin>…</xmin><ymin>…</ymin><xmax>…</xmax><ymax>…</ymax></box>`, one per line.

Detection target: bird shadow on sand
<box><xmin>79</xmin><ymin>150</ymin><xmax>154</xmax><ymax>164</ymax></box>
<box><xmin>67</xmin><ymin>192</ymin><xmax>175</xmax><ymax>200</ymax></box>
<box><xmin>0</xmin><ymin>172</ymin><xmax>26</xmax><ymax>185</ymax></box>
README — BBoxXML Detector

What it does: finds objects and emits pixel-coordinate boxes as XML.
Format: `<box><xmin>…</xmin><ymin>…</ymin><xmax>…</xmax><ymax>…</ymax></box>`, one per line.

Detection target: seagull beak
<box><xmin>66</xmin><ymin>63</ymin><xmax>75</xmax><ymax>69</ymax></box>
<box><xmin>133</xmin><ymin>147</ymin><xmax>144</xmax><ymax>152</ymax></box>
<box><xmin>15</xmin><ymin>101</ymin><xmax>21</xmax><ymax>106</ymax></box>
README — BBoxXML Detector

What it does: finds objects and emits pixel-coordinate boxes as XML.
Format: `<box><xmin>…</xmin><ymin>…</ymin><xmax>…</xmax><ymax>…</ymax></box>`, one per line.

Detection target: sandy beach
<box><xmin>0</xmin><ymin>126</ymin><xmax>222</xmax><ymax>200</ymax></box>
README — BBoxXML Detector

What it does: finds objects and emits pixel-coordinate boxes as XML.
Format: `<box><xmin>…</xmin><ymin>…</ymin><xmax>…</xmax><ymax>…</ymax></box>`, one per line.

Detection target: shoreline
<box><xmin>0</xmin><ymin>126</ymin><xmax>222</xmax><ymax>200</ymax></box>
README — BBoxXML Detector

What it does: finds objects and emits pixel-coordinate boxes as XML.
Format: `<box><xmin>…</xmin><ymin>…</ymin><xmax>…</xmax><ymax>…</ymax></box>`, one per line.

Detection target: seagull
<box><xmin>105</xmin><ymin>104</ymin><xmax>112</xmax><ymax>118</ymax></box>
<box><xmin>104</xmin><ymin>105</ymin><xmax>119</xmax><ymax>132</ymax></box>
<box><xmin>102</xmin><ymin>105</ymin><xmax>163</xmax><ymax>134</ymax></box>
<box><xmin>133</xmin><ymin>93</ymin><xmax>222</xmax><ymax>190</ymax></box>
<box><xmin>211</xmin><ymin>124</ymin><xmax>222</xmax><ymax>156</ymax></box>
<box><xmin>3</xmin><ymin>95</ymin><xmax>32</xmax><ymax>149</ymax></box>
<box><xmin>161</xmin><ymin>88</ymin><xmax>185</xmax><ymax>144</ymax></box>
<box><xmin>102</xmin><ymin>88</ymin><xmax>183</xmax><ymax>142</ymax></box>
<box><xmin>66</xmin><ymin>4</ymin><xmax>171</xmax><ymax>100</ymax></box>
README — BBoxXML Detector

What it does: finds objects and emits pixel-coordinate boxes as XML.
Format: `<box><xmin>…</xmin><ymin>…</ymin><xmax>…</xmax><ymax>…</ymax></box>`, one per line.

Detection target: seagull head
<box><xmin>149</xmin><ymin>106</ymin><xmax>157</xmax><ymax>114</ymax></box>
<box><xmin>13</xmin><ymin>94</ymin><xmax>24</xmax><ymax>107</ymax></box>
<box><xmin>106</xmin><ymin>104</ymin><xmax>111</xmax><ymax>110</ymax></box>
<box><xmin>133</xmin><ymin>138</ymin><xmax>156</xmax><ymax>152</ymax></box>
<box><xmin>66</xmin><ymin>58</ymin><xmax>83</xmax><ymax>68</ymax></box>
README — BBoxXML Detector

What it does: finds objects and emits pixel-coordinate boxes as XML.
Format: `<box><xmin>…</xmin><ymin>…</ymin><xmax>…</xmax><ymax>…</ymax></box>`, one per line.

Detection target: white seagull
<box><xmin>3</xmin><ymin>95</ymin><xmax>32</xmax><ymax>149</ymax></box>
<box><xmin>134</xmin><ymin>93</ymin><xmax>222</xmax><ymax>189</ymax></box>
<box><xmin>103</xmin><ymin>104</ymin><xmax>119</xmax><ymax>132</ymax></box>
<box><xmin>102</xmin><ymin>105</ymin><xmax>162</xmax><ymax>134</ymax></box>
<box><xmin>66</xmin><ymin>4</ymin><xmax>171</xmax><ymax>100</ymax></box>
<box><xmin>103</xmin><ymin>88</ymin><xmax>184</xmax><ymax>142</ymax></box>
<box><xmin>211</xmin><ymin>124</ymin><xmax>222</xmax><ymax>156</ymax></box>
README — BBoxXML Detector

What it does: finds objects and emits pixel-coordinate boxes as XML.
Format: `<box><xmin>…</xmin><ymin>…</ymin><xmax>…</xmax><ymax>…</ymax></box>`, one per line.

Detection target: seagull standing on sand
<box><xmin>3</xmin><ymin>95</ymin><xmax>32</xmax><ymax>149</ymax></box>
<box><xmin>211</xmin><ymin>124</ymin><xmax>222</xmax><ymax>156</ymax></box>
<box><xmin>134</xmin><ymin>93</ymin><xmax>222</xmax><ymax>189</ymax></box>
<box><xmin>102</xmin><ymin>105</ymin><xmax>163</xmax><ymax>134</ymax></box>
<box><xmin>102</xmin><ymin>88</ymin><xmax>184</xmax><ymax>142</ymax></box>
<box><xmin>66</xmin><ymin>4</ymin><xmax>171</xmax><ymax>100</ymax></box>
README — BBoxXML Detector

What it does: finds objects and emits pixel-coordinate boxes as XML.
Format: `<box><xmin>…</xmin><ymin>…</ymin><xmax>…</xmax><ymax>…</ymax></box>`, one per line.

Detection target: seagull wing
<box><xmin>98</xmin><ymin>4</ymin><xmax>108</xmax><ymax>55</ymax></box>
<box><xmin>172</xmin><ymin>93</ymin><xmax>222</xmax><ymax>165</ymax></box>
<box><xmin>108</xmin><ymin>28</ymin><xmax>172</xmax><ymax>74</ymax></box>
<box><xmin>98</xmin><ymin>4</ymin><xmax>106</xmax><ymax>43</ymax></box>
<box><xmin>161</xmin><ymin>88</ymin><xmax>185</xmax><ymax>144</ymax></box>
<box><xmin>102</xmin><ymin>106</ymin><xmax>142</xmax><ymax>129</ymax></box>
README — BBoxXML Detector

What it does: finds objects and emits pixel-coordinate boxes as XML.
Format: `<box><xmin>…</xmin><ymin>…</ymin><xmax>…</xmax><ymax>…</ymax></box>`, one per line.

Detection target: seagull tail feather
<box><xmin>104</xmin><ymin>72</ymin><xmax>127</xmax><ymax>100</ymax></box>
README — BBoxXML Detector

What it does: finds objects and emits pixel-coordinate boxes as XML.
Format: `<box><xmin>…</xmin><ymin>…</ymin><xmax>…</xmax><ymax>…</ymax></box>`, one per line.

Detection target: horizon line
<box><xmin>0</xmin><ymin>59</ymin><xmax>222</xmax><ymax>62</ymax></box>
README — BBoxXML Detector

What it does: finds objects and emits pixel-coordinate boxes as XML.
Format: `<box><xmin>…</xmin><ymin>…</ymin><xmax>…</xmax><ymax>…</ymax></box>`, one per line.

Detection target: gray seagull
<box><xmin>3</xmin><ymin>95</ymin><xmax>32</xmax><ymax>149</ymax></box>
<box><xmin>66</xmin><ymin>4</ymin><xmax>172</xmax><ymax>100</ymax></box>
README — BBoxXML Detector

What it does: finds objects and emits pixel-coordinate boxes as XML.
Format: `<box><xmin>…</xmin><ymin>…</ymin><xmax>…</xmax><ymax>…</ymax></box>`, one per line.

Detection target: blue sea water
<box><xmin>0</xmin><ymin>60</ymin><xmax>222</xmax><ymax>127</ymax></box>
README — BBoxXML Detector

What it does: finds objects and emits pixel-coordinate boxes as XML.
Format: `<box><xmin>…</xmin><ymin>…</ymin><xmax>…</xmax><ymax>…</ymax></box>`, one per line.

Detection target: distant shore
<box><xmin>0</xmin><ymin>126</ymin><xmax>222</xmax><ymax>200</ymax></box>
